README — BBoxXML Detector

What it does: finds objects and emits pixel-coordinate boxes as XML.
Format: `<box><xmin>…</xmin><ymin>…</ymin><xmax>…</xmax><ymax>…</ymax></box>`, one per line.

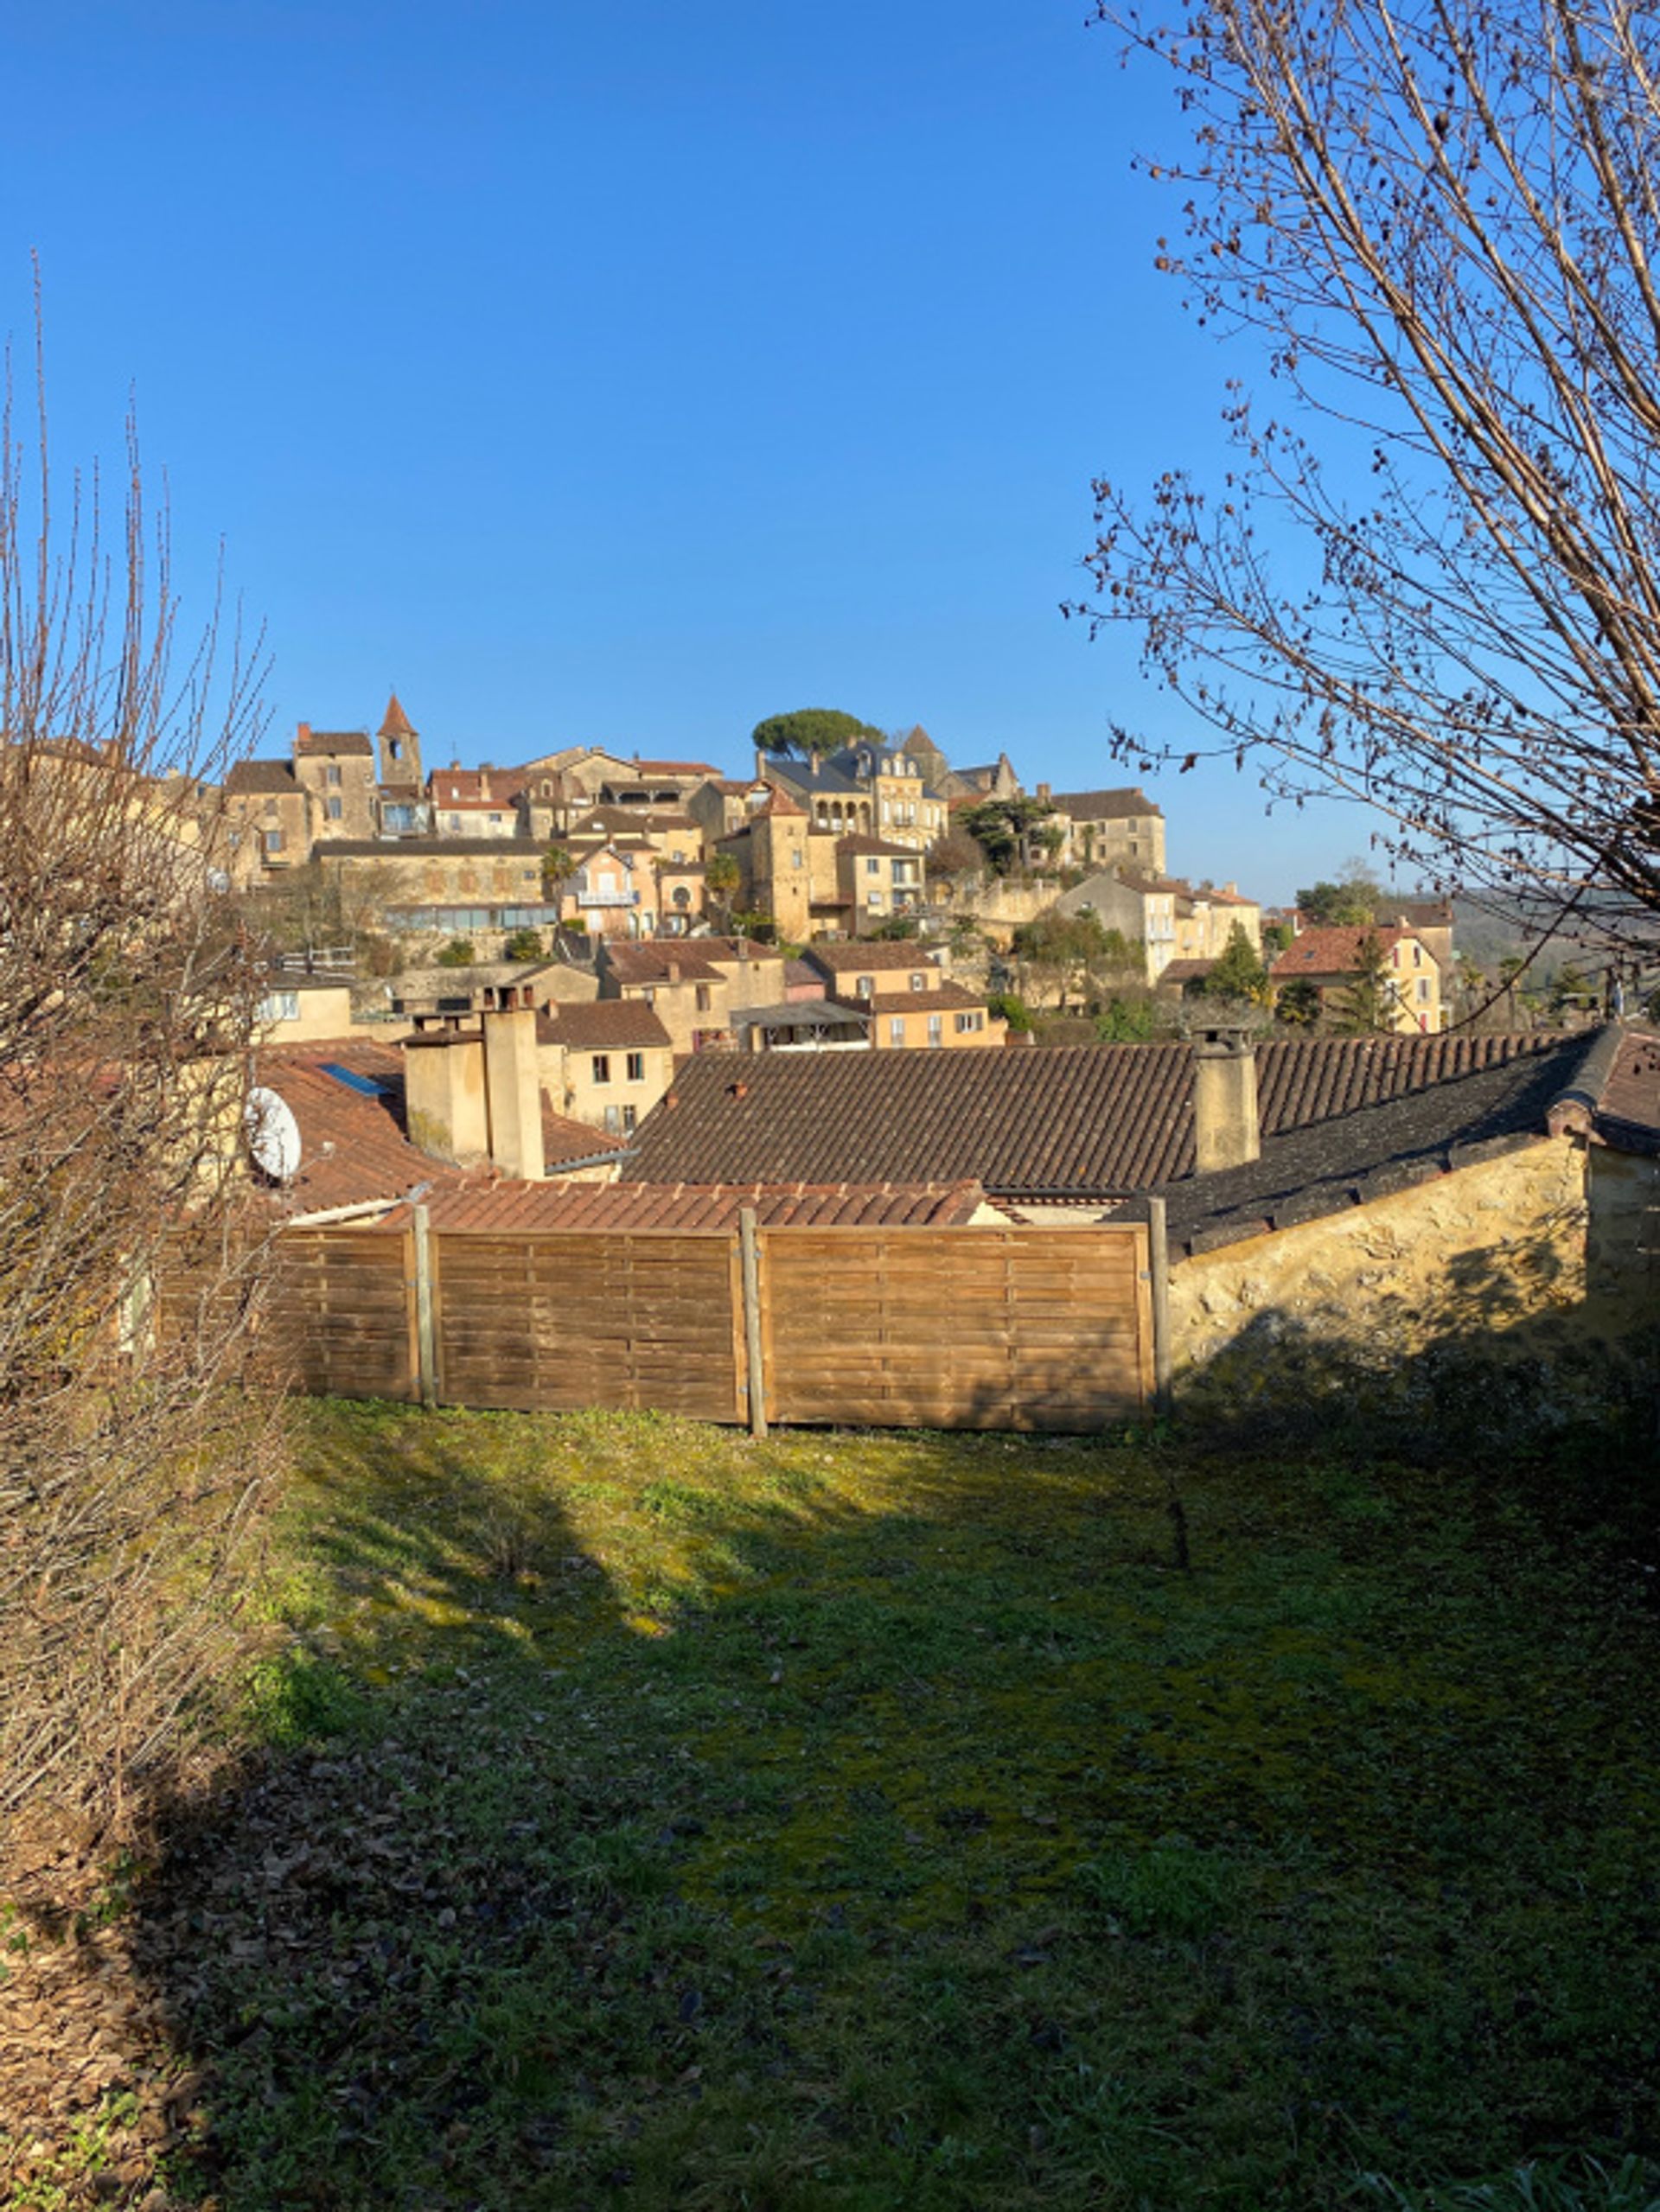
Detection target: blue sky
<box><xmin>0</xmin><ymin>0</ymin><xmax>1376</xmax><ymax>901</ymax></box>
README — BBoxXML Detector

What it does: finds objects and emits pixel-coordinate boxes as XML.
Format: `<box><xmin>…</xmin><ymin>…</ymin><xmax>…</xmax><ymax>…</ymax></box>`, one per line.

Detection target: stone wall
<box><xmin>1168</xmin><ymin>1135</ymin><xmax>1655</xmax><ymax>1431</ymax></box>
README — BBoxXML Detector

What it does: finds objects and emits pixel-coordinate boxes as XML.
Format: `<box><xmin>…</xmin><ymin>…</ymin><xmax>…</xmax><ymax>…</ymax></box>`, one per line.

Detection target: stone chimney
<box><xmin>1192</xmin><ymin>1024</ymin><xmax>1261</xmax><ymax>1173</ymax></box>
<box><xmin>481</xmin><ymin>1007</ymin><xmax>546</xmax><ymax>1181</ymax></box>
<box><xmin>404</xmin><ymin>1030</ymin><xmax>489</xmax><ymax>1166</ymax></box>
<box><xmin>403</xmin><ymin>1013</ymin><xmax>546</xmax><ymax>1179</ymax></box>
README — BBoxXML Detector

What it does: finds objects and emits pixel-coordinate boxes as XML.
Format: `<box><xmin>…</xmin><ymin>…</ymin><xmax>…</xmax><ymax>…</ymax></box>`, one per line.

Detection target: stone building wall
<box><xmin>1168</xmin><ymin>1136</ymin><xmax>1655</xmax><ymax>1429</ymax></box>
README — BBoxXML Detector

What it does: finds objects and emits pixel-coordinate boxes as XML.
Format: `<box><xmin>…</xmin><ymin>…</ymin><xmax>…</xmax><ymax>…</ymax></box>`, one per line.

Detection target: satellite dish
<box><xmin>246</xmin><ymin>1086</ymin><xmax>303</xmax><ymax>1183</ymax></box>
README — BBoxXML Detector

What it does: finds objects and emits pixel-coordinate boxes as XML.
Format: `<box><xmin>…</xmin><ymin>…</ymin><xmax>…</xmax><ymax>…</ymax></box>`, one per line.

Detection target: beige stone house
<box><xmin>802</xmin><ymin>943</ymin><xmax>1005</xmax><ymax>1049</ymax></box>
<box><xmin>1041</xmin><ymin>788</ymin><xmax>1167</xmax><ymax>877</ymax></box>
<box><xmin>1271</xmin><ymin>924</ymin><xmax>1445</xmax><ymax>1032</ymax></box>
<box><xmin>537</xmin><ymin>999</ymin><xmax>675</xmax><ymax>1137</ymax></box>
<box><xmin>837</xmin><ymin>834</ymin><xmax>926</xmax><ymax>933</ymax></box>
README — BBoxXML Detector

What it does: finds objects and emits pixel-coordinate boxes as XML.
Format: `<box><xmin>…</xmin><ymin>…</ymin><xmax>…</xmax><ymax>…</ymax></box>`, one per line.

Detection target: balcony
<box><xmin>577</xmin><ymin>889</ymin><xmax>641</xmax><ymax>908</ymax></box>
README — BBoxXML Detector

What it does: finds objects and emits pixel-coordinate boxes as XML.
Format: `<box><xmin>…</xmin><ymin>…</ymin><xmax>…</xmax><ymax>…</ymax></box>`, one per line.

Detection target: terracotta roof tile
<box><xmin>255</xmin><ymin>1042</ymin><xmax>464</xmax><ymax>1214</ymax></box>
<box><xmin>225</xmin><ymin>758</ymin><xmax>301</xmax><ymax>795</ymax></box>
<box><xmin>380</xmin><ymin>693</ymin><xmax>415</xmax><ymax>737</ymax></box>
<box><xmin>390</xmin><ymin>1179</ymin><xmax>986</xmax><ymax>1234</ymax></box>
<box><xmin>858</xmin><ymin>980</ymin><xmax>994</xmax><ymax>1014</ymax></box>
<box><xmin>623</xmin><ymin>1033</ymin><xmax>1561</xmax><ymax>1200</ymax></box>
<box><xmin>601</xmin><ymin>942</ymin><xmax>725</xmax><ymax>985</ymax></box>
<box><xmin>1047</xmin><ymin>787</ymin><xmax>1163</xmax><ymax>820</ymax></box>
<box><xmin>1272</xmin><ymin>926</ymin><xmax>1422</xmax><ymax>977</ymax></box>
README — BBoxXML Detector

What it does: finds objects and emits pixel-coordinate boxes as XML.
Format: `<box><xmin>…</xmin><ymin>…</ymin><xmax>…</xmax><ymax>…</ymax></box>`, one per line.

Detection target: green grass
<box><xmin>93</xmin><ymin>1406</ymin><xmax>1660</xmax><ymax>2206</ymax></box>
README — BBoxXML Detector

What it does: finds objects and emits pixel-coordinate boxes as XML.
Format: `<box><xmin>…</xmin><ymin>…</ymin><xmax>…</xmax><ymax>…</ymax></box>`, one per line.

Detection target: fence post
<box><xmin>412</xmin><ymin>1204</ymin><xmax>438</xmax><ymax>1410</ymax></box>
<box><xmin>738</xmin><ymin>1207</ymin><xmax>769</xmax><ymax>1438</ymax></box>
<box><xmin>1147</xmin><ymin>1196</ymin><xmax>1173</xmax><ymax>1419</ymax></box>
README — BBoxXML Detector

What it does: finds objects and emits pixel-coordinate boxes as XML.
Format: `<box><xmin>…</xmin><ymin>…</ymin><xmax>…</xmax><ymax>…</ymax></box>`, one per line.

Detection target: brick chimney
<box><xmin>1192</xmin><ymin>1024</ymin><xmax>1261</xmax><ymax>1172</ymax></box>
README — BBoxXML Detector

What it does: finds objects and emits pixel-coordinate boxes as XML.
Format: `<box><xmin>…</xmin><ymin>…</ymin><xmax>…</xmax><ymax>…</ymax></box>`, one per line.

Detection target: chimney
<box><xmin>403</xmin><ymin>1030</ymin><xmax>489</xmax><ymax>1166</ymax></box>
<box><xmin>297</xmin><ymin>720</ymin><xmax>311</xmax><ymax>749</ymax></box>
<box><xmin>1191</xmin><ymin>1025</ymin><xmax>1261</xmax><ymax>1173</ymax></box>
<box><xmin>1037</xmin><ymin>781</ymin><xmax>1051</xmax><ymax>802</ymax></box>
<box><xmin>667</xmin><ymin>959</ymin><xmax>680</xmax><ymax>983</ymax></box>
<box><xmin>481</xmin><ymin>1007</ymin><xmax>546</xmax><ymax>1181</ymax></box>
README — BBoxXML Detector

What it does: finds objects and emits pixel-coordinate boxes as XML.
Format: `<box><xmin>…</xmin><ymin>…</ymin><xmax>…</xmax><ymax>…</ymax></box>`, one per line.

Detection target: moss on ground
<box><xmin>20</xmin><ymin>1402</ymin><xmax>1656</xmax><ymax>2211</ymax></box>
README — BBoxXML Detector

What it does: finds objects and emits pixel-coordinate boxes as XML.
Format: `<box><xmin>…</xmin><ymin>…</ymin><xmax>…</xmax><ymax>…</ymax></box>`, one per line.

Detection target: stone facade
<box><xmin>1168</xmin><ymin>1136</ymin><xmax>1654</xmax><ymax>1427</ymax></box>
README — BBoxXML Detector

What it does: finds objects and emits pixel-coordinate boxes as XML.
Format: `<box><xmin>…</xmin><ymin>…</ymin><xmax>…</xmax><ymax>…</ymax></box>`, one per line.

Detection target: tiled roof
<box><xmin>537</xmin><ymin>1001</ymin><xmax>673</xmax><ymax>1050</ymax></box>
<box><xmin>624</xmin><ymin>1033</ymin><xmax>1560</xmax><ymax>1199</ymax></box>
<box><xmin>806</xmin><ymin>942</ymin><xmax>943</xmax><ymax>976</ymax></box>
<box><xmin>256</xmin><ymin>1042</ymin><xmax>629</xmax><ymax>1213</ymax></box>
<box><xmin>224</xmin><ymin>758</ymin><xmax>300</xmax><ymax>795</ymax></box>
<box><xmin>386</xmin><ymin>1179</ymin><xmax>986</xmax><ymax>1235</ymax></box>
<box><xmin>1272</xmin><ymin>926</ymin><xmax>1422</xmax><ymax>979</ymax></box>
<box><xmin>837</xmin><ymin>833</ymin><xmax>919</xmax><ymax>857</ymax></box>
<box><xmin>619</xmin><ymin>758</ymin><xmax>724</xmax><ymax>778</ymax></box>
<box><xmin>602</xmin><ymin>942</ymin><xmax>726</xmax><ymax>985</ymax></box>
<box><xmin>313</xmin><ymin>837</ymin><xmax>540</xmax><ymax>858</ymax></box>
<box><xmin>255</xmin><ymin>1042</ymin><xmax>464</xmax><ymax>1214</ymax></box>
<box><xmin>380</xmin><ymin>693</ymin><xmax>415</xmax><ymax>737</ymax></box>
<box><xmin>1157</xmin><ymin>959</ymin><xmax>1217</xmax><ymax>986</ymax></box>
<box><xmin>1047</xmin><ymin>787</ymin><xmax>1163</xmax><ymax>820</ymax></box>
<box><xmin>572</xmin><ymin>805</ymin><xmax>698</xmax><ymax>835</ymax></box>
<box><xmin>297</xmin><ymin>730</ymin><xmax>374</xmax><ymax>759</ymax></box>
<box><xmin>1597</xmin><ymin>1027</ymin><xmax>1660</xmax><ymax>1147</ymax></box>
<box><xmin>1112</xmin><ymin>1032</ymin><xmax>1601</xmax><ymax>1255</ymax></box>
<box><xmin>859</xmin><ymin>980</ymin><xmax>993</xmax><ymax>1015</ymax></box>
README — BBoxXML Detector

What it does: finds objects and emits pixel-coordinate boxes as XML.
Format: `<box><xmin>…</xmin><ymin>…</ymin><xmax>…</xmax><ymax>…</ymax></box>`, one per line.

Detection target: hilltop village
<box><xmin>225</xmin><ymin>693</ymin><xmax>1478</xmax><ymax>1109</ymax></box>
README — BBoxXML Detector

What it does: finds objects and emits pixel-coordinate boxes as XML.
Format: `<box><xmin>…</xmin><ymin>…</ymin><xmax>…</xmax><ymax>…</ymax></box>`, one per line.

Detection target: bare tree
<box><xmin>1073</xmin><ymin>1</ymin><xmax>1660</xmax><ymax>949</ymax></box>
<box><xmin>0</xmin><ymin>327</ymin><xmax>280</xmax><ymax>1845</ymax></box>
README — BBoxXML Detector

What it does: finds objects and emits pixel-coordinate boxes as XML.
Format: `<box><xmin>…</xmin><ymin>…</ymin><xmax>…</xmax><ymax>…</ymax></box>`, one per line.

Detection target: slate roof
<box><xmin>1047</xmin><ymin>787</ymin><xmax>1163</xmax><ymax>820</ymax></box>
<box><xmin>537</xmin><ymin>1001</ymin><xmax>673</xmax><ymax>1051</ymax></box>
<box><xmin>225</xmin><ymin>758</ymin><xmax>300</xmax><ymax>795</ymax></box>
<box><xmin>381</xmin><ymin>1179</ymin><xmax>985</xmax><ymax>1236</ymax></box>
<box><xmin>623</xmin><ymin>1033</ymin><xmax>1559</xmax><ymax>1200</ymax></box>
<box><xmin>1110</xmin><ymin>1031</ymin><xmax>1604</xmax><ymax>1254</ymax></box>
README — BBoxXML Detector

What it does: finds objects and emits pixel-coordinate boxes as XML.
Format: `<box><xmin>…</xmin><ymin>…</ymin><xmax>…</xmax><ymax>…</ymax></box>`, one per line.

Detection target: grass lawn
<box><xmin>9</xmin><ymin>1402</ymin><xmax>1660</xmax><ymax>2210</ymax></box>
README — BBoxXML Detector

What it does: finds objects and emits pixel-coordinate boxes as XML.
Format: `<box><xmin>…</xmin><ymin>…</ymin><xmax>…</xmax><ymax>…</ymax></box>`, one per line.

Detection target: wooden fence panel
<box><xmin>431</xmin><ymin>1230</ymin><xmax>742</xmax><ymax>1420</ymax></box>
<box><xmin>762</xmin><ymin>1225</ymin><xmax>1151</xmax><ymax>1431</ymax></box>
<box><xmin>265</xmin><ymin>1227</ymin><xmax>415</xmax><ymax>1401</ymax></box>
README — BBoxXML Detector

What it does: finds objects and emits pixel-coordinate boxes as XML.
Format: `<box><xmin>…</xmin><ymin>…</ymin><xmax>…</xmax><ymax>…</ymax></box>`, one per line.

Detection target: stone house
<box><xmin>715</xmin><ymin>790</ymin><xmax>847</xmax><ymax>940</ymax></box>
<box><xmin>537</xmin><ymin>999</ymin><xmax>675</xmax><ymax>1137</ymax></box>
<box><xmin>801</xmin><ymin>944</ymin><xmax>1005</xmax><ymax>1049</ymax></box>
<box><xmin>836</xmin><ymin>833</ymin><xmax>926</xmax><ymax>933</ymax></box>
<box><xmin>1271</xmin><ymin>924</ymin><xmax>1445</xmax><ymax>1032</ymax></box>
<box><xmin>1041</xmin><ymin>788</ymin><xmax>1167</xmax><ymax>877</ymax></box>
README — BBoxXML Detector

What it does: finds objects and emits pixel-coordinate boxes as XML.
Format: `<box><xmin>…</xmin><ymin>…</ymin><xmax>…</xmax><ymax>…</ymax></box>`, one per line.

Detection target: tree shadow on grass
<box><xmin>37</xmin><ymin>1404</ymin><xmax>1649</xmax><ymax>2211</ymax></box>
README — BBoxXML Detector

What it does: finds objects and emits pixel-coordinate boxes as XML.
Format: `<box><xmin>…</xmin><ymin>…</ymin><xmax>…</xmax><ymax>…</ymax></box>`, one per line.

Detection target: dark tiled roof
<box><xmin>602</xmin><ymin>942</ymin><xmax>726</xmax><ymax>985</ymax></box>
<box><xmin>806</xmin><ymin>943</ymin><xmax>942</xmax><ymax>977</ymax></box>
<box><xmin>297</xmin><ymin>730</ymin><xmax>374</xmax><ymax>758</ymax></box>
<box><xmin>385</xmin><ymin>1179</ymin><xmax>985</xmax><ymax>1235</ymax></box>
<box><xmin>541</xmin><ymin>1112</ymin><xmax>630</xmax><ymax>1167</ymax></box>
<box><xmin>537</xmin><ymin>1001</ymin><xmax>673</xmax><ymax>1050</ymax></box>
<box><xmin>624</xmin><ymin>1033</ymin><xmax>1560</xmax><ymax>1199</ymax></box>
<box><xmin>1048</xmin><ymin>787</ymin><xmax>1163</xmax><ymax>820</ymax></box>
<box><xmin>225</xmin><ymin>758</ymin><xmax>300</xmax><ymax>795</ymax></box>
<box><xmin>1112</xmin><ymin>1032</ymin><xmax>1601</xmax><ymax>1254</ymax></box>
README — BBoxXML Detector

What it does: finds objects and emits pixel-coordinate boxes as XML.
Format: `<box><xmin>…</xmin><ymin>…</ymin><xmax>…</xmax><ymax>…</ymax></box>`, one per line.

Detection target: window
<box><xmin>954</xmin><ymin>1010</ymin><xmax>984</xmax><ymax>1034</ymax></box>
<box><xmin>792</xmin><ymin>847</ymin><xmax>804</xmax><ymax>869</ymax></box>
<box><xmin>327</xmin><ymin>764</ymin><xmax>341</xmax><ymax>787</ymax></box>
<box><xmin>1416</xmin><ymin>978</ymin><xmax>1431</xmax><ymax>1004</ymax></box>
<box><xmin>696</xmin><ymin>985</ymin><xmax>712</xmax><ymax>1011</ymax></box>
<box><xmin>603</xmin><ymin>1104</ymin><xmax>622</xmax><ymax>1134</ymax></box>
<box><xmin>867</xmin><ymin>891</ymin><xmax>884</xmax><ymax>909</ymax></box>
<box><xmin>326</xmin><ymin>796</ymin><xmax>342</xmax><ymax>820</ymax></box>
<box><xmin>620</xmin><ymin>1104</ymin><xmax>637</xmax><ymax>1135</ymax></box>
<box><xmin>928</xmin><ymin>1014</ymin><xmax>943</xmax><ymax>1047</ymax></box>
<box><xmin>626</xmin><ymin>1051</ymin><xmax>645</xmax><ymax>1081</ymax></box>
<box><xmin>867</xmin><ymin>857</ymin><xmax>880</xmax><ymax>876</ymax></box>
<box><xmin>257</xmin><ymin>991</ymin><xmax>300</xmax><ymax>1024</ymax></box>
<box><xmin>890</xmin><ymin>1016</ymin><xmax>905</xmax><ymax>1045</ymax></box>
<box><xmin>591</xmin><ymin>1054</ymin><xmax>611</xmax><ymax>1085</ymax></box>
<box><xmin>263</xmin><ymin>829</ymin><xmax>284</xmax><ymax>854</ymax></box>
<box><xmin>910</xmin><ymin>972</ymin><xmax>926</xmax><ymax>992</ymax></box>
<box><xmin>857</xmin><ymin>975</ymin><xmax>875</xmax><ymax>998</ymax></box>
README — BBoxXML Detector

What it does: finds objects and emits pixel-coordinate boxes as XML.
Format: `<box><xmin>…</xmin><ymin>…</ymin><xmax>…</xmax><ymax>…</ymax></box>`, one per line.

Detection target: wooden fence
<box><xmin>253</xmin><ymin>1214</ymin><xmax>1155</xmax><ymax>1432</ymax></box>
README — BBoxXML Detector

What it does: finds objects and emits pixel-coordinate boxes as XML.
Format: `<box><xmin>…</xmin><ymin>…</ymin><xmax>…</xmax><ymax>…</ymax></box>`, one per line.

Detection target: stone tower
<box><xmin>378</xmin><ymin>692</ymin><xmax>423</xmax><ymax>788</ymax></box>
